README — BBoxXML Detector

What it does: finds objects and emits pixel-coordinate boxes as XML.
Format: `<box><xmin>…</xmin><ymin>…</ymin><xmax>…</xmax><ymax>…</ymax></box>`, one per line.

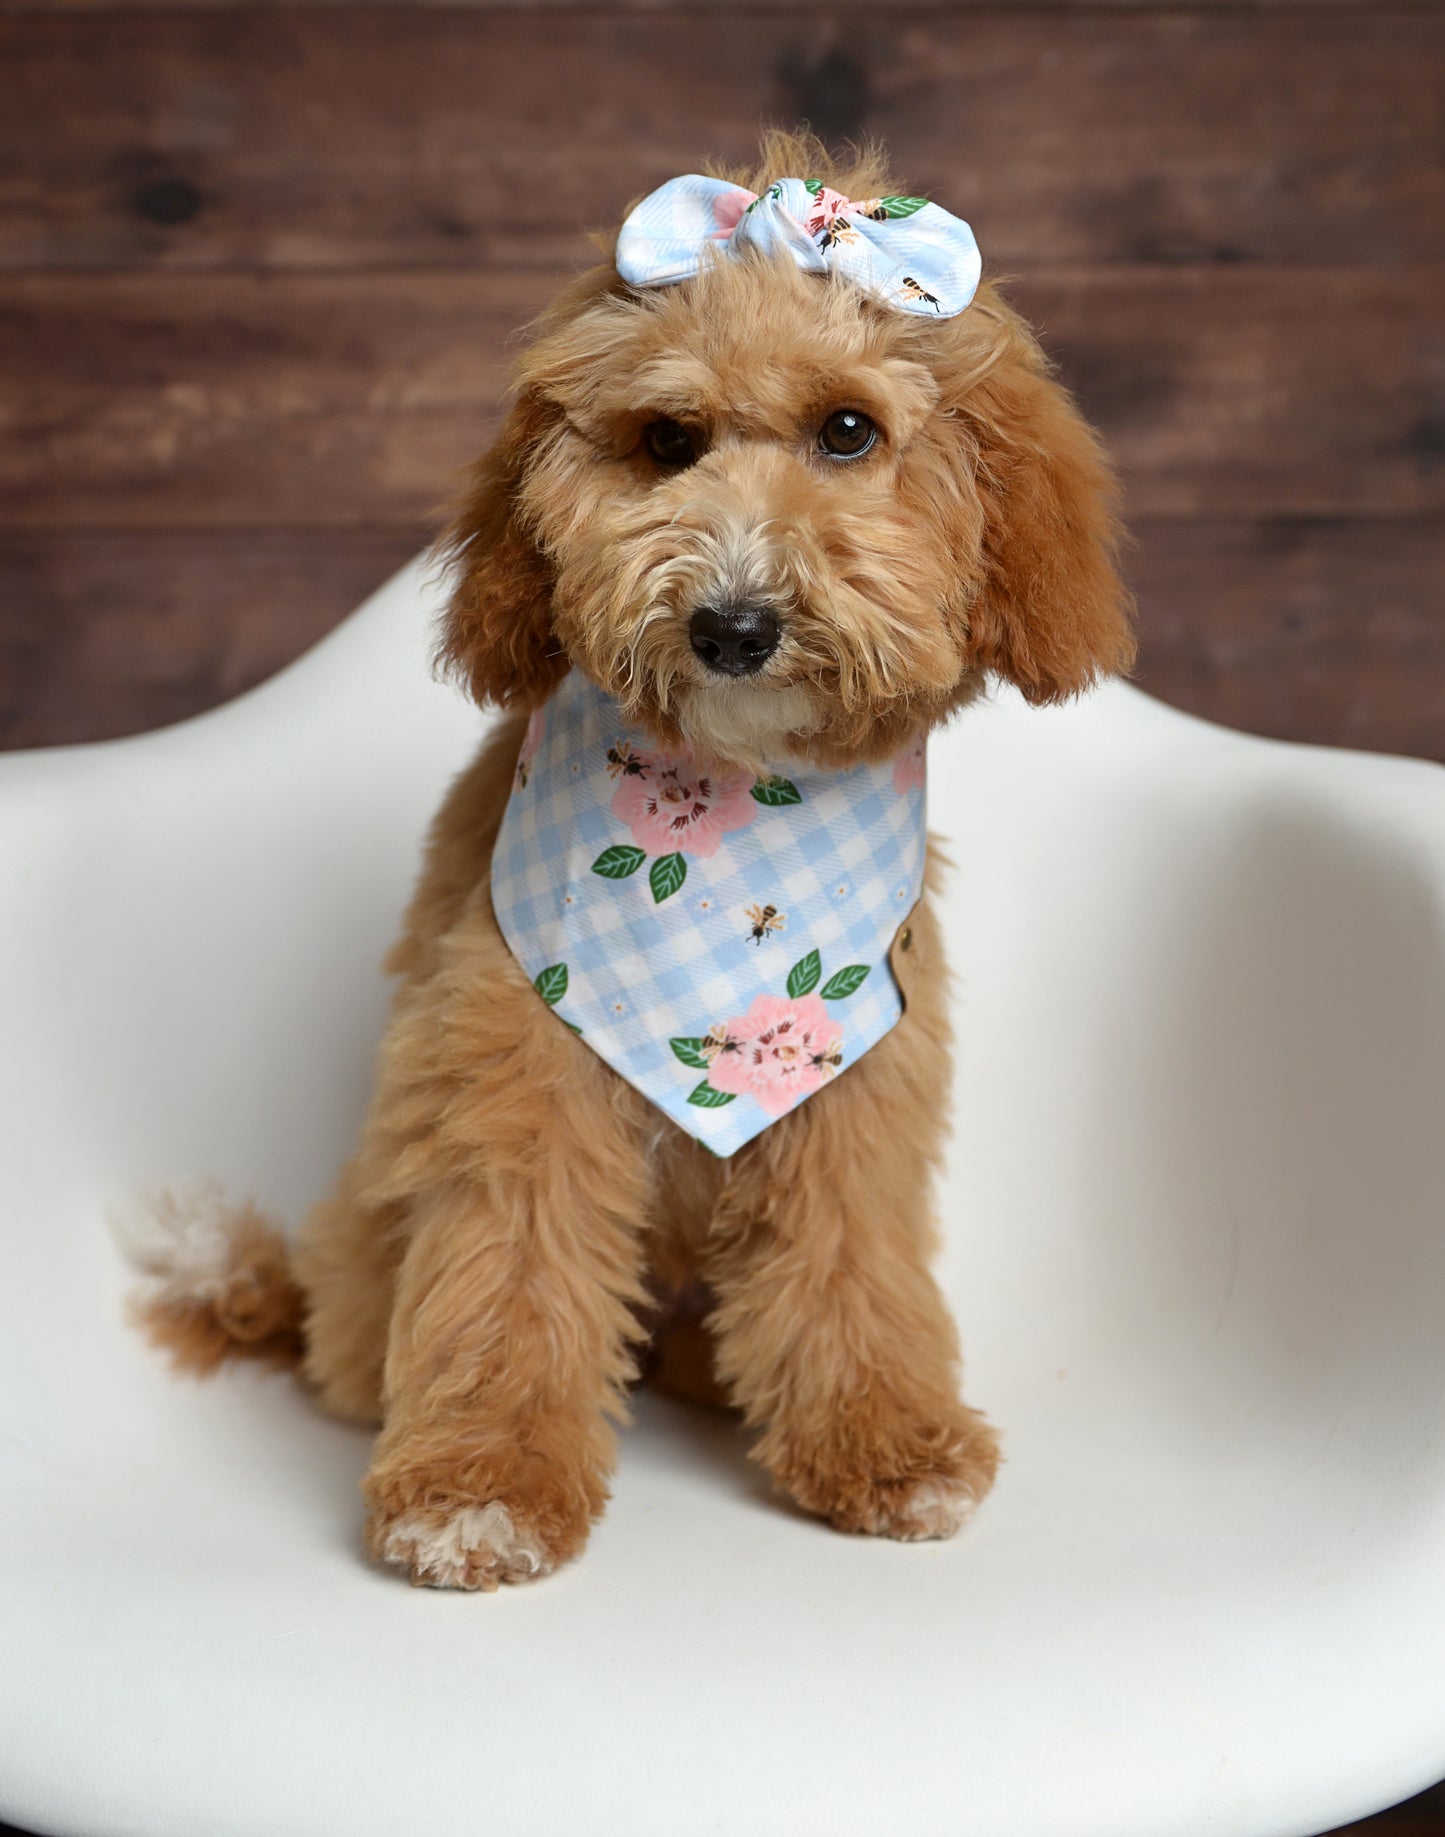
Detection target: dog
<box><xmin>129</xmin><ymin>131</ymin><xmax>1134</xmax><ymax>1590</ymax></box>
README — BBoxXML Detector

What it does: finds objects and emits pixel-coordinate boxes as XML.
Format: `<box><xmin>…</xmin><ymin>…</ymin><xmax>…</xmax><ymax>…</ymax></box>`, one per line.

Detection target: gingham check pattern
<box><xmin>615</xmin><ymin>173</ymin><xmax>982</xmax><ymax>319</ymax></box>
<box><xmin>491</xmin><ymin>670</ymin><xmax>927</xmax><ymax>1157</ymax></box>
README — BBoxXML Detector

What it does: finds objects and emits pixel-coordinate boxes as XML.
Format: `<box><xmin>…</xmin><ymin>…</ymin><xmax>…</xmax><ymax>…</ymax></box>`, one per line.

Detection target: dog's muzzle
<box><xmin>689</xmin><ymin>603</ymin><xmax>780</xmax><ymax>678</ymax></box>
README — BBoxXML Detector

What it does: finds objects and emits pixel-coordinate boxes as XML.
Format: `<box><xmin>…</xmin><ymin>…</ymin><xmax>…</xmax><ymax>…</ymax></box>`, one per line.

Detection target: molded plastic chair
<box><xmin>3</xmin><ymin>558</ymin><xmax>1443</xmax><ymax>1837</ymax></box>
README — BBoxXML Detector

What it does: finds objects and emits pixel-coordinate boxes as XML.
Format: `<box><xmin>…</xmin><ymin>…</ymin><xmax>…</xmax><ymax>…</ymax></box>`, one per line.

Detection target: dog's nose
<box><xmin>688</xmin><ymin>603</ymin><xmax>780</xmax><ymax>677</ymax></box>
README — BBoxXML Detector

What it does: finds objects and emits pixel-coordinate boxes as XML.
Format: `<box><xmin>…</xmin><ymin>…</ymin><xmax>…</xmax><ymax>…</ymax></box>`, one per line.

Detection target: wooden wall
<box><xmin>2</xmin><ymin>3</ymin><xmax>1442</xmax><ymax>766</ymax></box>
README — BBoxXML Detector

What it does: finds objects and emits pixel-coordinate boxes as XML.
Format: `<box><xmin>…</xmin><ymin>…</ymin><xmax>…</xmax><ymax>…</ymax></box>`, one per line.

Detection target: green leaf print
<box><xmin>687</xmin><ymin>1080</ymin><xmax>737</xmax><ymax>1109</ymax></box>
<box><xmin>803</xmin><ymin>178</ymin><xmax>824</xmax><ymax>197</ymax></box>
<box><xmin>592</xmin><ymin>844</ymin><xmax>646</xmax><ymax>880</ymax></box>
<box><xmin>751</xmin><ymin>776</ymin><xmax>802</xmax><ymax>807</ymax></box>
<box><xmin>877</xmin><ymin>195</ymin><xmax>929</xmax><ymax>219</ymax></box>
<box><xmin>820</xmin><ymin>964</ymin><xmax>871</xmax><ymax>1001</ymax></box>
<box><xmin>533</xmin><ymin>963</ymin><xmax>568</xmax><ymax>1006</ymax></box>
<box><xmin>650</xmin><ymin>853</ymin><xmax>687</xmax><ymax>904</ymax></box>
<box><xmin>670</xmin><ymin>1038</ymin><xmax>712</xmax><ymax>1070</ymax></box>
<box><xmin>787</xmin><ymin>950</ymin><xmax>822</xmax><ymax>999</ymax></box>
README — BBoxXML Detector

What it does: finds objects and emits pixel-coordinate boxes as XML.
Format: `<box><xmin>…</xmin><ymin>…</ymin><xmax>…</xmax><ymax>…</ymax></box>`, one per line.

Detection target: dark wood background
<box><xmin>2</xmin><ymin>3</ymin><xmax>1443</xmax><ymax>1830</ymax></box>
<box><xmin>3</xmin><ymin>1</ymin><xmax>1443</xmax><ymax>765</ymax></box>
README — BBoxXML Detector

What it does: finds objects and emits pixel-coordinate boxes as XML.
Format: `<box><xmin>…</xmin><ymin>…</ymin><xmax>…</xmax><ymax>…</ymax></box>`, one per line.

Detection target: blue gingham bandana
<box><xmin>615</xmin><ymin>173</ymin><xmax>981</xmax><ymax>319</ymax></box>
<box><xmin>491</xmin><ymin>671</ymin><xmax>928</xmax><ymax>1157</ymax></box>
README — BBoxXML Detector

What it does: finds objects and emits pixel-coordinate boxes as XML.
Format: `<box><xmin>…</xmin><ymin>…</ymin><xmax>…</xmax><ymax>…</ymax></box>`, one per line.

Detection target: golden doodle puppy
<box><xmin>132</xmin><ymin>132</ymin><xmax>1134</xmax><ymax>1589</ymax></box>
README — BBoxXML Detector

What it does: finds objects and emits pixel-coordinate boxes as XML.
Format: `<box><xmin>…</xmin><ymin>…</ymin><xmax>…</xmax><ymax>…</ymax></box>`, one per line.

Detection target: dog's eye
<box><xmin>643</xmin><ymin>419</ymin><xmax>697</xmax><ymax>467</ymax></box>
<box><xmin>818</xmin><ymin>409</ymin><xmax>877</xmax><ymax>459</ymax></box>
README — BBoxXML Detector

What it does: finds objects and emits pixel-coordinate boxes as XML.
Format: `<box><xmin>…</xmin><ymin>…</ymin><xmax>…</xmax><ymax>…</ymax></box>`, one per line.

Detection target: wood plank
<box><xmin>2</xmin><ymin>266</ymin><xmax>1440</xmax><ymax>528</ymax></box>
<box><xmin>3</xmin><ymin>518</ymin><xmax>1440</xmax><ymax>763</ymax></box>
<box><xmin>1128</xmin><ymin>517</ymin><xmax>1445</xmax><ymax>763</ymax></box>
<box><xmin>0</xmin><ymin>270</ymin><xmax>544</xmax><ymax>530</ymax></box>
<box><xmin>0</xmin><ymin>529</ymin><xmax>422</xmax><ymax>747</ymax></box>
<box><xmin>3</xmin><ymin>1</ymin><xmax>1416</xmax><ymax>13</ymax></box>
<box><xmin>1012</xmin><ymin>265</ymin><xmax>1445</xmax><ymax>519</ymax></box>
<box><xmin>2</xmin><ymin>8</ymin><xmax>1442</xmax><ymax>271</ymax></box>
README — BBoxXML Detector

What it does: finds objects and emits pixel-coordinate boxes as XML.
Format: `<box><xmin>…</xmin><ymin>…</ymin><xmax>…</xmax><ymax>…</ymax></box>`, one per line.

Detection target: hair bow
<box><xmin>615</xmin><ymin>174</ymin><xmax>981</xmax><ymax>319</ymax></box>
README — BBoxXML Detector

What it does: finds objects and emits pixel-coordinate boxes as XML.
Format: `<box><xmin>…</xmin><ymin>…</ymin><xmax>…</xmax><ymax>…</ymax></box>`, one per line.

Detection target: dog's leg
<box><xmin>290</xmin><ymin>1170</ymin><xmax>403</xmax><ymax>1425</ymax></box>
<box><xmin>359</xmin><ymin>933</ymin><xmax>654</xmax><ymax>1590</ymax></box>
<box><xmin>641</xmin><ymin>1133</ymin><xmax>731</xmax><ymax>1411</ymax></box>
<box><xmin>643</xmin><ymin>1278</ymin><xmax>732</xmax><ymax>1412</ymax></box>
<box><xmin>290</xmin><ymin>724</ymin><xmax>530</xmax><ymax>1429</ymax></box>
<box><xmin>704</xmin><ymin>1000</ymin><xmax>999</xmax><ymax>1541</ymax></box>
<box><xmin>364</xmin><ymin>1149</ymin><xmax>651</xmax><ymax>1590</ymax></box>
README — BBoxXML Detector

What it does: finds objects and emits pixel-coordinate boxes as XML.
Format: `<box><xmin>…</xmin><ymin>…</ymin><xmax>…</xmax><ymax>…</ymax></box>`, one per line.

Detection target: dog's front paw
<box><xmin>850</xmin><ymin>1470</ymin><xmax>986</xmax><ymax>1542</ymax></box>
<box><xmin>364</xmin><ymin>1435</ymin><xmax>605</xmax><ymax>1590</ymax></box>
<box><xmin>771</xmin><ymin>1402</ymin><xmax>1001</xmax><ymax>1544</ymax></box>
<box><xmin>371</xmin><ymin>1499</ymin><xmax>559</xmax><ymax>1591</ymax></box>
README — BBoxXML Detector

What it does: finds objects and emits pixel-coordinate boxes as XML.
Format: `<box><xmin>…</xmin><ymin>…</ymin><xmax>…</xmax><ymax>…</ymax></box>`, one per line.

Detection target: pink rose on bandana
<box><xmin>892</xmin><ymin>733</ymin><xmax>926</xmax><ymax>794</ymax></box>
<box><xmin>514</xmin><ymin>706</ymin><xmax>547</xmax><ymax>790</ymax></box>
<box><xmin>704</xmin><ymin>992</ymin><xmax>844</xmax><ymax>1116</ymax></box>
<box><xmin>710</xmin><ymin>187</ymin><xmax>756</xmax><ymax>240</ymax></box>
<box><xmin>612</xmin><ymin>752</ymin><xmax>756</xmax><ymax>859</ymax></box>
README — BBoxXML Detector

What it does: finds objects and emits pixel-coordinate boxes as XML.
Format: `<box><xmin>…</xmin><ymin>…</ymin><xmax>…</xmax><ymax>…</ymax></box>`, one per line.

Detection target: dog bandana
<box><xmin>615</xmin><ymin>173</ymin><xmax>981</xmax><ymax>319</ymax></box>
<box><xmin>491</xmin><ymin>671</ymin><xmax>928</xmax><ymax>1157</ymax></box>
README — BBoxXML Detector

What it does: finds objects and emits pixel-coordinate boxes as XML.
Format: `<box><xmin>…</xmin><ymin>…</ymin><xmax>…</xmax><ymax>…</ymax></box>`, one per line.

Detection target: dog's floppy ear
<box><xmin>437</xmin><ymin>393</ymin><xmax>567</xmax><ymax>711</ymax></box>
<box><xmin>953</xmin><ymin>308</ymin><xmax>1136</xmax><ymax>705</ymax></box>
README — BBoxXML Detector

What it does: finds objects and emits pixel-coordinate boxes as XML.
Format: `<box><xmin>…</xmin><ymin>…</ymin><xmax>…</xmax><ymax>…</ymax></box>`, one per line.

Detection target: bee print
<box><xmin>606</xmin><ymin>741</ymin><xmax>647</xmax><ymax>779</ymax></box>
<box><xmin>744</xmin><ymin>902</ymin><xmax>786</xmax><ymax>945</ymax></box>
<box><xmin>819</xmin><ymin>219</ymin><xmax>860</xmax><ymax>250</ymax></box>
<box><xmin>703</xmin><ymin>1022</ymin><xmax>742</xmax><ymax>1062</ymax></box>
<box><xmin>900</xmin><ymin>276</ymin><xmax>942</xmax><ymax>313</ymax></box>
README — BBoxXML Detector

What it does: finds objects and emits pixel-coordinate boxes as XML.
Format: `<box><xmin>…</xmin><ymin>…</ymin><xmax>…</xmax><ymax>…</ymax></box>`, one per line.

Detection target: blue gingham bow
<box><xmin>615</xmin><ymin>174</ymin><xmax>981</xmax><ymax>319</ymax></box>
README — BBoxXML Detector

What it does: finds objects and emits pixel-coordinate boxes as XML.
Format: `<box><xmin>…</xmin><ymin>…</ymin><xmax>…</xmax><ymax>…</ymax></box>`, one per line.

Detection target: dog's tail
<box><xmin>112</xmin><ymin>1183</ymin><xmax>307</xmax><ymax>1376</ymax></box>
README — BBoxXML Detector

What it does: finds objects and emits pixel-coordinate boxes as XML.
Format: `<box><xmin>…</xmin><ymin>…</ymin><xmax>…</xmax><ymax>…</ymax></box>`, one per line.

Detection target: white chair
<box><xmin>3</xmin><ymin>558</ymin><xmax>1443</xmax><ymax>1837</ymax></box>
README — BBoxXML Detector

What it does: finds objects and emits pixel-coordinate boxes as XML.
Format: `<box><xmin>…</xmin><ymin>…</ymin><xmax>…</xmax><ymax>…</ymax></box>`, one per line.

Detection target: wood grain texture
<box><xmin>0</xmin><ymin>529</ymin><xmax>422</xmax><ymax>746</ymax></box>
<box><xmin>3</xmin><ymin>1</ymin><xmax>1417</xmax><ymax>13</ymax></box>
<box><xmin>1012</xmin><ymin>266</ymin><xmax>1445</xmax><ymax>519</ymax></box>
<box><xmin>0</xmin><ymin>270</ymin><xmax>541</xmax><ymax>529</ymax></box>
<box><xmin>1129</xmin><ymin>517</ymin><xmax>1445</xmax><ymax>761</ymax></box>
<box><xmin>3</xmin><ymin>9</ymin><xmax>1441</xmax><ymax>271</ymax></box>
<box><xmin>4</xmin><ymin>265</ymin><xmax>1441</xmax><ymax>529</ymax></box>
<box><xmin>4</xmin><ymin>518</ymin><xmax>1440</xmax><ymax>761</ymax></box>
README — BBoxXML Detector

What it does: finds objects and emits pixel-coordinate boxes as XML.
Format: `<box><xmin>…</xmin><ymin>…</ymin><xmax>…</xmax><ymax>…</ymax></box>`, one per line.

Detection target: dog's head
<box><xmin>440</xmin><ymin>134</ymin><xmax>1135</xmax><ymax>771</ymax></box>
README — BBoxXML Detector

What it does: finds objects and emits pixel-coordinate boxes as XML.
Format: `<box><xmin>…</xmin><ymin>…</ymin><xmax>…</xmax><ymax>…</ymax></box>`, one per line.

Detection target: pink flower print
<box><xmin>892</xmin><ymin>733</ymin><xmax>926</xmax><ymax>794</ymax></box>
<box><xmin>704</xmin><ymin>992</ymin><xmax>844</xmax><ymax>1117</ymax></box>
<box><xmin>611</xmin><ymin>752</ymin><xmax>756</xmax><ymax>859</ymax></box>
<box><xmin>514</xmin><ymin>706</ymin><xmax>546</xmax><ymax>789</ymax></box>
<box><xmin>710</xmin><ymin>187</ymin><xmax>756</xmax><ymax>240</ymax></box>
<box><xmin>803</xmin><ymin>184</ymin><xmax>853</xmax><ymax>241</ymax></box>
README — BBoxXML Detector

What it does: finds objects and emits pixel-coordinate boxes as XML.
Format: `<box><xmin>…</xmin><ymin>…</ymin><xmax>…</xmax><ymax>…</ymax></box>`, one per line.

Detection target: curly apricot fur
<box><xmin>136</xmin><ymin>132</ymin><xmax>1131</xmax><ymax>1587</ymax></box>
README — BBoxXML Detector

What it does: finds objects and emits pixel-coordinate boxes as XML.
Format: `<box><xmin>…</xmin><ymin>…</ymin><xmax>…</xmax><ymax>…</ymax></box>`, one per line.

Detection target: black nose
<box><xmin>688</xmin><ymin>603</ymin><xmax>780</xmax><ymax>677</ymax></box>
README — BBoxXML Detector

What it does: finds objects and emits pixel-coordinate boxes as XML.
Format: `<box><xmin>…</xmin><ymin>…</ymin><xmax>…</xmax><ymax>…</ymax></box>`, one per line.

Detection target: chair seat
<box><xmin>3</xmin><ymin>558</ymin><xmax>1444</xmax><ymax>1837</ymax></box>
